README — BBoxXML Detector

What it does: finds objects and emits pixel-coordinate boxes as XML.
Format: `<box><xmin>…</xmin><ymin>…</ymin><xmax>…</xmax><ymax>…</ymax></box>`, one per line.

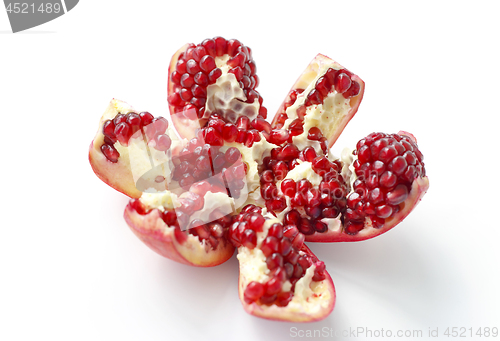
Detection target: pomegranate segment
<box><xmin>233</xmin><ymin>207</ymin><xmax>335</xmax><ymax>321</ymax></box>
<box><xmin>168</xmin><ymin>37</ymin><xmax>267</xmax><ymax>140</ymax></box>
<box><xmin>89</xmin><ymin>99</ymin><xmax>183</xmax><ymax>198</ymax></box>
<box><xmin>272</xmin><ymin>54</ymin><xmax>365</xmax><ymax>151</ymax></box>
<box><xmin>124</xmin><ymin>200</ymin><xmax>234</xmax><ymax>267</ymax></box>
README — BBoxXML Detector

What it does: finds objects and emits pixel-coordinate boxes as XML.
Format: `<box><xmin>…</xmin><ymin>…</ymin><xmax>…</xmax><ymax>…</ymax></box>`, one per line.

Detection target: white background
<box><xmin>1</xmin><ymin>1</ymin><xmax>499</xmax><ymax>340</ymax></box>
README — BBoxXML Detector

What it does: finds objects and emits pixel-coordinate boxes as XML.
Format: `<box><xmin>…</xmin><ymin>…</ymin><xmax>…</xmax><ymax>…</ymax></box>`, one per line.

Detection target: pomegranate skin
<box><xmin>124</xmin><ymin>205</ymin><xmax>235</xmax><ymax>267</ymax></box>
<box><xmin>237</xmin><ymin>244</ymin><xmax>335</xmax><ymax>322</ymax></box>
<box><xmin>305</xmin><ymin>176</ymin><xmax>429</xmax><ymax>242</ymax></box>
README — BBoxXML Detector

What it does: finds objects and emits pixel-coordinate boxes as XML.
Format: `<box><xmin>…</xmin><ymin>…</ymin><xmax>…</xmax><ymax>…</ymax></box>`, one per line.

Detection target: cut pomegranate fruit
<box><xmin>90</xmin><ymin>37</ymin><xmax>429</xmax><ymax>322</ymax></box>
<box><xmin>271</xmin><ymin>54</ymin><xmax>364</xmax><ymax>152</ymax></box>
<box><xmin>89</xmin><ymin>99</ymin><xmax>182</xmax><ymax>198</ymax></box>
<box><xmin>168</xmin><ymin>37</ymin><xmax>267</xmax><ymax>140</ymax></box>
<box><xmin>124</xmin><ymin>186</ymin><xmax>235</xmax><ymax>267</ymax></box>
<box><xmin>232</xmin><ymin>206</ymin><xmax>335</xmax><ymax>322</ymax></box>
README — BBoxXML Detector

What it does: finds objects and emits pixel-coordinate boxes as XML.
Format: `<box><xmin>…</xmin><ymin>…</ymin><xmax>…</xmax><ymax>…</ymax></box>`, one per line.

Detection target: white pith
<box><xmin>203</xmin><ymin>55</ymin><xmax>260</xmax><ymax>123</ymax></box>
<box><xmin>237</xmin><ymin>216</ymin><xmax>331</xmax><ymax>311</ymax></box>
<box><xmin>282</xmin><ymin>59</ymin><xmax>352</xmax><ymax>155</ymax></box>
<box><xmin>113</xmin><ymin>126</ymin><xmax>183</xmax><ymax>193</ymax></box>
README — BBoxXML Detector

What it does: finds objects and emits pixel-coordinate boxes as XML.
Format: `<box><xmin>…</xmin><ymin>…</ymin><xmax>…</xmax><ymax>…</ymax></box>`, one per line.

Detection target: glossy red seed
<box><xmin>278</xmin><ymin>144</ymin><xmax>300</xmax><ymax>161</ymax></box>
<box><xmin>261</xmin><ymin>236</ymin><xmax>279</xmax><ymax>257</ymax></box>
<box><xmin>283</xmin><ymin>225</ymin><xmax>299</xmax><ymax>239</ymax></box>
<box><xmin>388</xmin><ymin>156</ymin><xmax>408</xmax><ymax>175</ymax></box>
<box><xmin>298</xmin><ymin>219</ymin><xmax>315</xmax><ymax>235</ymax></box>
<box><xmin>208</xmin><ymin>68</ymin><xmax>222</xmax><ymax>84</ymax></box>
<box><xmin>176</xmin><ymin>59</ymin><xmax>187</xmax><ymax>73</ymax></box>
<box><xmin>244</xmin><ymin>281</ymin><xmax>264</xmax><ymax>302</ymax></box>
<box><xmin>345</xmin><ymin>221</ymin><xmax>364</xmax><ymax>235</ymax></box>
<box><xmin>139</xmin><ymin>112</ymin><xmax>154</xmax><ymax>128</ymax></box>
<box><xmin>222</xmin><ymin>123</ymin><xmax>237</xmax><ymax>142</ymax></box>
<box><xmin>386</xmin><ymin>184</ymin><xmax>409</xmax><ymax>205</ymax></box>
<box><xmin>227</xmin><ymin>39</ymin><xmax>242</xmax><ymax>57</ymax></box>
<box><xmin>322</xmin><ymin>207</ymin><xmax>339</xmax><ymax>218</ymax></box>
<box><xmin>201</xmin><ymin>38</ymin><xmax>216</xmax><ymax>57</ymax></box>
<box><xmin>275</xmin><ymin>291</ymin><xmax>293</xmax><ymax>307</ymax></box>
<box><xmin>285</xmin><ymin>250</ymin><xmax>300</xmax><ymax>266</ymax></box>
<box><xmin>251</xmin><ymin>117</ymin><xmax>272</xmax><ymax>133</ymax></box>
<box><xmin>101</xmin><ymin>144</ymin><xmax>120</xmax><ymax>162</ymax></box>
<box><xmin>307</xmin><ymin>127</ymin><xmax>323</xmax><ymax>141</ymax></box>
<box><xmin>375</xmin><ymin>204</ymin><xmax>393</xmax><ymax>219</ymax></box>
<box><xmin>192</xmin><ymin>46</ymin><xmax>207</xmax><ymax>62</ymax></box>
<box><xmin>180</xmin><ymin>73</ymin><xmax>195</xmax><ymax>88</ymax></box>
<box><xmin>343</xmin><ymin>80</ymin><xmax>360</xmax><ymax>98</ymax></box>
<box><xmin>214</xmin><ymin>37</ymin><xmax>227</xmax><ymax>56</ymax></box>
<box><xmin>180</xmin><ymin>88</ymin><xmax>193</xmax><ymax>101</ymax></box>
<box><xmin>369</xmin><ymin>187</ymin><xmax>384</xmax><ymax>204</ymax></box>
<box><xmin>191</xmin><ymin>84</ymin><xmax>207</xmax><ymax>98</ymax></box>
<box><xmin>279</xmin><ymin>238</ymin><xmax>292</xmax><ymax>257</ymax></box>
<box><xmin>242</xmin><ymin>229</ymin><xmax>257</xmax><ymax>249</ymax></box>
<box><xmin>325</xmin><ymin>68</ymin><xmax>339</xmax><ymax>85</ymax></box>
<box><xmin>114</xmin><ymin>122</ymin><xmax>131</xmax><ymax>145</ymax></box>
<box><xmin>268</xmin><ymin>223</ymin><xmax>284</xmax><ymax>239</ymax></box>
<box><xmin>113</xmin><ymin>113</ymin><xmax>127</xmax><ymax>126</ymax></box>
<box><xmin>380</xmin><ymin>171</ymin><xmax>397</xmax><ymax>189</ymax></box>
<box><xmin>266</xmin><ymin>197</ymin><xmax>287</xmax><ymax>212</ymax></box>
<box><xmin>102</xmin><ymin>120</ymin><xmax>116</xmax><ymax>139</ymax></box>
<box><xmin>272</xmin><ymin>161</ymin><xmax>288</xmax><ymax>181</ymax></box>
<box><xmin>306</xmin><ymin>89</ymin><xmax>322</xmax><ymax>105</ymax></box>
<box><xmin>315</xmin><ymin>76</ymin><xmax>330</xmax><ymax>97</ymax></box>
<box><xmin>334</xmin><ymin>72</ymin><xmax>352</xmax><ymax>93</ymax></box>
<box><xmin>266</xmin><ymin>253</ymin><xmax>284</xmax><ymax>270</ymax></box>
<box><xmin>267</xmin><ymin>129</ymin><xmax>289</xmax><ymax>145</ymax></box>
<box><xmin>229</xmin><ymin>66</ymin><xmax>243</xmax><ymax>81</ymax></box>
<box><xmin>379</xmin><ymin>145</ymin><xmax>398</xmax><ymax>163</ymax></box>
<box><xmin>281</xmin><ymin>179</ymin><xmax>296</xmax><ymax>197</ymax></box>
<box><xmin>186</xmin><ymin>59</ymin><xmax>200</xmax><ymax>75</ymax></box>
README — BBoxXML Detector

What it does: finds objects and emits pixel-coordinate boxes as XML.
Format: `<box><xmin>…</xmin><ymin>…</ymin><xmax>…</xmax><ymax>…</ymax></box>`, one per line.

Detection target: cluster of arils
<box><xmin>168</xmin><ymin>37</ymin><xmax>266</xmax><ymax>120</ymax></box>
<box><xmin>229</xmin><ymin>205</ymin><xmax>326</xmax><ymax>307</ymax></box>
<box><xmin>344</xmin><ymin>132</ymin><xmax>426</xmax><ymax>234</ymax></box>
<box><xmin>101</xmin><ymin>111</ymin><xmax>171</xmax><ymax>163</ymax></box>
<box><xmin>171</xmin><ymin>137</ymin><xmax>246</xmax><ymax>195</ymax></box>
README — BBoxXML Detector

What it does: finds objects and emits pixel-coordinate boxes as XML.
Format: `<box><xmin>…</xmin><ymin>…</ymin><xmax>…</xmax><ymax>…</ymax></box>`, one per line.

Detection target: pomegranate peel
<box><xmin>124</xmin><ymin>204</ymin><xmax>234</xmax><ymax>267</ymax></box>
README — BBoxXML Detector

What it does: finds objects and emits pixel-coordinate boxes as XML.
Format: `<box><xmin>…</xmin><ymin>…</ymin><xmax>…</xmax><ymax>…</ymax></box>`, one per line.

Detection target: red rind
<box><xmin>124</xmin><ymin>205</ymin><xmax>235</xmax><ymax>267</ymax></box>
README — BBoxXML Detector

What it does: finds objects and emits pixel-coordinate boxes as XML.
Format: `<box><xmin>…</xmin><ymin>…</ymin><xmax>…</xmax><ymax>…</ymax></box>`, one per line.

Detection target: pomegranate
<box><xmin>89</xmin><ymin>36</ymin><xmax>429</xmax><ymax>322</ymax></box>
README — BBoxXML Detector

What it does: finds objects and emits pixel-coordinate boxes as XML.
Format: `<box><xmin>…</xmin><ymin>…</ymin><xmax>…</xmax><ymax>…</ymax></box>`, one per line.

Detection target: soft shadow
<box><xmin>307</xmin><ymin>226</ymin><xmax>469</xmax><ymax>327</ymax></box>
